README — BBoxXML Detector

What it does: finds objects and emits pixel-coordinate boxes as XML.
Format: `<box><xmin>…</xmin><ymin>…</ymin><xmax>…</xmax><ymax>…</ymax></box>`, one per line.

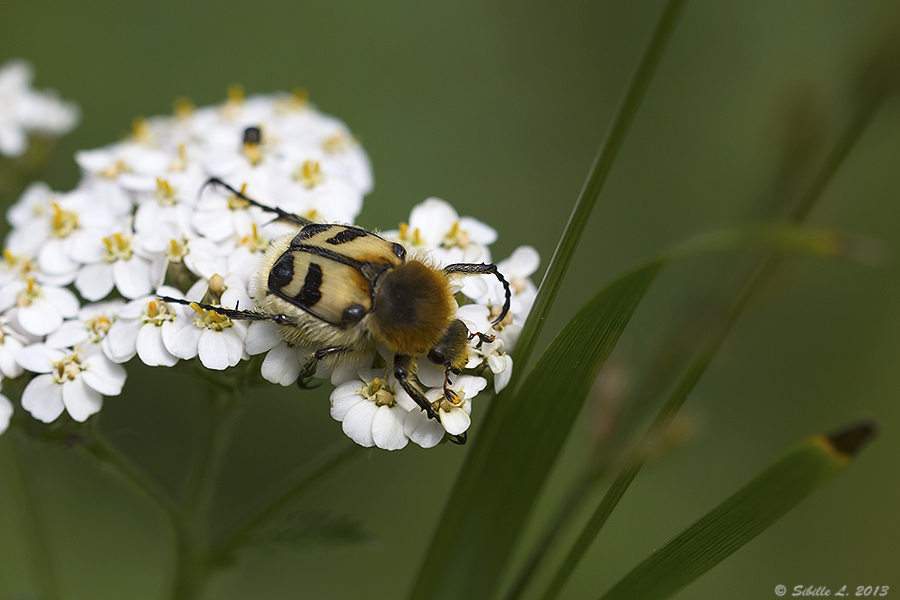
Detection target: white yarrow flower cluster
<box><xmin>0</xmin><ymin>59</ymin><xmax>80</xmax><ymax>158</ymax></box>
<box><xmin>0</xmin><ymin>88</ymin><xmax>539</xmax><ymax>449</ymax></box>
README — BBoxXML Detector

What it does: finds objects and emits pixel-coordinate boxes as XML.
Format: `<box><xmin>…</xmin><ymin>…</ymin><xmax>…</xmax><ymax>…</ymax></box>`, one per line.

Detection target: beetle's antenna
<box><xmin>200</xmin><ymin>177</ymin><xmax>311</xmax><ymax>227</ymax></box>
<box><xmin>158</xmin><ymin>295</ymin><xmax>296</xmax><ymax>325</ymax></box>
<box><xmin>443</xmin><ymin>263</ymin><xmax>512</xmax><ymax>326</ymax></box>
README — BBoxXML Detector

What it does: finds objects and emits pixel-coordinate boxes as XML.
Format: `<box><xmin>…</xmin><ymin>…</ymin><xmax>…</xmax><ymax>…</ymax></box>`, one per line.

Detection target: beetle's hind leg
<box><xmin>297</xmin><ymin>346</ymin><xmax>347</xmax><ymax>389</ymax></box>
<box><xmin>393</xmin><ymin>354</ymin><xmax>466</xmax><ymax>445</ymax></box>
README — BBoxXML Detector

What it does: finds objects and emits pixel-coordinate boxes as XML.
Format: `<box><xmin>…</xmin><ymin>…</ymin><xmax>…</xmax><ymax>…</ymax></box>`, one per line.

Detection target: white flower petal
<box><xmin>493</xmin><ymin>357</ymin><xmax>513</xmax><ymax>393</ymax></box>
<box><xmin>45</xmin><ymin>320</ymin><xmax>89</xmax><ymax>349</ymax></box>
<box><xmin>260</xmin><ymin>343</ymin><xmax>302</xmax><ymax>386</ymax></box>
<box><xmin>404</xmin><ymin>410</ymin><xmax>445</xmax><ymax>448</ymax></box>
<box><xmin>81</xmin><ymin>354</ymin><xmax>127</xmax><ymax>396</ymax></box>
<box><xmin>16</xmin><ymin>344</ymin><xmax>65</xmax><ymax>373</ymax></box>
<box><xmin>197</xmin><ymin>329</ymin><xmax>243</xmax><ymax>370</ymax></box>
<box><xmin>163</xmin><ymin>321</ymin><xmax>201</xmax><ymax>360</ymax></box>
<box><xmin>21</xmin><ymin>374</ymin><xmax>65</xmax><ymax>423</ymax></box>
<box><xmin>341</xmin><ymin>400</ymin><xmax>378</xmax><ymax>447</ymax></box>
<box><xmin>102</xmin><ymin>318</ymin><xmax>142</xmax><ymax>363</ymax></box>
<box><xmin>113</xmin><ymin>257</ymin><xmax>153</xmax><ymax>299</ymax></box>
<box><xmin>75</xmin><ymin>263</ymin><xmax>115</xmax><ymax>301</ymax></box>
<box><xmin>244</xmin><ymin>321</ymin><xmax>282</xmax><ymax>354</ymax></box>
<box><xmin>17</xmin><ymin>300</ymin><xmax>63</xmax><ymax>336</ymax></box>
<box><xmin>330</xmin><ymin>381</ymin><xmax>365</xmax><ymax>420</ymax></box>
<box><xmin>506</xmin><ymin>245</ymin><xmax>541</xmax><ymax>277</ymax></box>
<box><xmin>439</xmin><ymin>406</ymin><xmax>471</xmax><ymax>436</ymax></box>
<box><xmin>62</xmin><ymin>377</ymin><xmax>103</xmax><ymax>422</ymax></box>
<box><xmin>372</xmin><ymin>405</ymin><xmax>409</xmax><ymax>450</ymax></box>
<box><xmin>0</xmin><ymin>337</ymin><xmax>25</xmax><ymax>378</ymax></box>
<box><xmin>0</xmin><ymin>394</ymin><xmax>12</xmax><ymax>434</ymax></box>
<box><xmin>409</xmin><ymin>198</ymin><xmax>458</xmax><ymax>245</ymax></box>
<box><xmin>136</xmin><ymin>324</ymin><xmax>179</xmax><ymax>367</ymax></box>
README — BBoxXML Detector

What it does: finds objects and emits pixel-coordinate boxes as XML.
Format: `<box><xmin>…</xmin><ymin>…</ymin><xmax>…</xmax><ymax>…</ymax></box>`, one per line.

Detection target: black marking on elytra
<box><xmin>243</xmin><ymin>126</ymin><xmax>262</xmax><ymax>145</ymax></box>
<box><xmin>326</xmin><ymin>227</ymin><xmax>367</xmax><ymax>245</ymax></box>
<box><xmin>268</xmin><ymin>253</ymin><xmax>296</xmax><ymax>290</ymax></box>
<box><xmin>342</xmin><ymin>303</ymin><xmax>366</xmax><ymax>324</ymax></box>
<box><xmin>392</xmin><ymin>243</ymin><xmax>406</xmax><ymax>260</ymax></box>
<box><xmin>297</xmin><ymin>262</ymin><xmax>323</xmax><ymax>306</ymax></box>
<box><xmin>293</xmin><ymin>223</ymin><xmax>333</xmax><ymax>243</ymax></box>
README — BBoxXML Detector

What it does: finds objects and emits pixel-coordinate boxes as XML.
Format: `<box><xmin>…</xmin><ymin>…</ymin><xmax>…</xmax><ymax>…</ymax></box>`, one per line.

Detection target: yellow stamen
<box><xmin>132</xmin><ymin>116</ymin><xmax>150</xmax><ymax>141</ymax></box>
<box><xmin>227</xmin><ymin>183</ymin><xmax>250</xmax><ymax>210</ymax></box>
<box><xmin>148</xmin><ymin>301</ymin><xmax>158</xmax><ymax>318</ymax></box>
<box><xmin>156</xmin><ymin>178</ymin><xmax>175</xmax><ymax>198</ymax></box>
<box><xmin>322</xmin><ymin>132</ymin><xmax>353</xmax><ymax>154</ymax></box>
<box><xmin>298</xmin><ymin>160</ymin><xmax>324</xmax><ymax>188</ymax></box>
<box><xmin>227</xmin><ymin>84</ymin><xmax>245</xmax><ymax>103</ymax></box>
<box><xmin>291</xmin><ymin>87</ymin><xmax>309</xmax><ymax>107</ymax></box>
<box><xmin>243</xmin><ymin>141</ymin><xmax>263</xmax><ymax>166</ymax></box>
<box><xmin>173</xmin><ymin>97</ymin><xmax>194</xmax><ymax>118</ymax></box>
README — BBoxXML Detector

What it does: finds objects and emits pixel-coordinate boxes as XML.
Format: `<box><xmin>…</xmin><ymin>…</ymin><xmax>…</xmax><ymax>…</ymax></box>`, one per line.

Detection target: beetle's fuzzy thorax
<box><xmin>368</xmin><ymin>260</ymin><xmax>456</xmax><ymax>355</ymax></box>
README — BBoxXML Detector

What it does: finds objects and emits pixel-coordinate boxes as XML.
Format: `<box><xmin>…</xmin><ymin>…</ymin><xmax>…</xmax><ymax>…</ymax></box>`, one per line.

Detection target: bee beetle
<box><xmin>162</xmin><ymin>177</ymin><xmax>511</xmax><ymax>445</ymax></box>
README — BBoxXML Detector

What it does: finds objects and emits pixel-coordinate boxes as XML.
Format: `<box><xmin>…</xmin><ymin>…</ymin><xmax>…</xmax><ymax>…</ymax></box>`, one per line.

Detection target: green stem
<box><xmin>171</xmin><ymin>383</ymin><xmax>244</xmax><ymax>600</ymax></box>
<box><xmin>0</xmin><ymin>431</ymin><xmax>63</xmax><ymax>600</ymax></box>
<box><xmin>507</xmin><ymin>0</ymin><xmax>688</xmax><ymax>391</ymax></box>
<box><xmin>210</xmin><ymin>441</ymin><xmax>359</xmax><ymax>566</ymax></box>
<box><xmin>537</xmin><ymin>64</ymin><xmax>890</xmax><ymax>600</ymax></box>
<box><xmin>80</xmin><ymin>425</ymin><xmax>180</xmax><ymax>521</ymax></box>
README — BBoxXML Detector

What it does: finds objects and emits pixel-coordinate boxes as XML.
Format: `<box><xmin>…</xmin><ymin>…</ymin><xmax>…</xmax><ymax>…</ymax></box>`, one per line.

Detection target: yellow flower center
<box><xmin>227</xmin><ymin>184</ymin><xmax>250</xmax><ymax>211</ymax></box>
<box><xmin>52</xmin><ymin>351</ymin><xmax>84</xmax><ymax>383</ymax></box>
<box><xmin>296</xmin><ymin>160</ymin><xmax>324</xmax><ymax>188</ymax></box>
<box><xmin>238</xmin><ymin>223</ymin><xmax>270</xmax><ymax>253</ymax></box>
<box><xmin>50</xmin><ymin>202</ymin><xmax>79</xmax><ymax>238</ymax></box>
<box><xmin>102</xmin><ymin>232</ymin><xmax>133</xmax><ymax>262</ymax></box>
<box><xmin>362</xmin><ymin>377</ymin><xmax>395</xmax><ymax>407</ymax></box>
<box><xmin>155</xmin><ymin>178</ymin><xmax>178</xmax><ymax>206</ymax></box>
<box><xmin>189</xmin><ymin>302</ymin><xmax>234</xmax><ymax>331</ymax></box>
<box><xmin>143</xmin><ymin>300</ymin><xmax>177</xmax><ymax>326</ymax></box>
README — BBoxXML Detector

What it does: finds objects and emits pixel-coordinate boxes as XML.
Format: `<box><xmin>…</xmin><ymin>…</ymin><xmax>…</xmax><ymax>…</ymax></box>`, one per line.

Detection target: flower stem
<box><xmin>209</xmin><ymin>441</ymin><xmax>359</xmax><ymax>566</ymax></box>
<box><xmin>171</xmin><ymin>382</ymin><xmax>244</xmax><ymax>600</ymax></box>
<box><xmin>79</xmin><ymin>424</ymin><xmax>180</xmax><ymax>521</ymax></box>
<box><xmin>0</xmin><ymin>431</ymin><xmax>63</xmax><ymax>600</ymax></box>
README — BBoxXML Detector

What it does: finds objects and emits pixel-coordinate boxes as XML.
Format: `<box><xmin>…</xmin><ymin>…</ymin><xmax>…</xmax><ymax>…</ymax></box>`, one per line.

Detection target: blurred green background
<box><xmin>1</xmin><ymin>0</ymin><xmax>899</xmax><ymax>598</ymax></box>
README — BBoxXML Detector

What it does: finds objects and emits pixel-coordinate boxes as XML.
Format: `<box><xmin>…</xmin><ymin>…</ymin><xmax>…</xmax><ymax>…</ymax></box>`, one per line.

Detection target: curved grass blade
<box><xmin>537</xmin><ymin>60</ymin><xmax>892</xmax><ymax>600</ymax></box>
<box><xmin>598</xmin><ymin>420</ymin><xmax>878</xmax><ymax>600</ymax></box>
<box><xmin>408</xmin><ymin>259</ymin><xmax>665</xmax><ymax>600</ymax></box>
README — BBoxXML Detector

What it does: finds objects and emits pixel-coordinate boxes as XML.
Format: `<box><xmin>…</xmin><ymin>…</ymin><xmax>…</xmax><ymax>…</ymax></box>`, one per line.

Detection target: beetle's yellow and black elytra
<box><xmin>161</xmin><ymin>177</ymin><xmax>511</xmax><ymax>445</ymax></box>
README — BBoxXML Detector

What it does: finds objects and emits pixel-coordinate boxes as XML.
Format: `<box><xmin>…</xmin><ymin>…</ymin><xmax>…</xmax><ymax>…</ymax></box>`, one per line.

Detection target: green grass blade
<box><xmin>537</xmin><ymin>64</ymin><xmax>892</xmax><ymax>600</ymax></box>
<box><xmin>598</xmin><ymin>420</ymin><xmax>878</xmax><ymax>600</ymax></box>
<box><xmin>508</xmin><ymin>0</ymin><xmax>687</xmax><ymax>386</ymax></box>
<box><xmin>408</xmin><ymin>259</ymin><xmax>665</xmax><ymax>600</ymax></box>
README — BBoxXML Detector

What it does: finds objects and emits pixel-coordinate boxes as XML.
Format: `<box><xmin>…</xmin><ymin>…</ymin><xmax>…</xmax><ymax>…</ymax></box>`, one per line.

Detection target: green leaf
<box><xmin>409</xmin><ymin>259</ymin><xmax>665</xmax><ymax>600</ymax></box>
<box><xmin>598</xmin><ymin>420</ymin><xmax>878</xmax><ymax>600</ymax></box>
